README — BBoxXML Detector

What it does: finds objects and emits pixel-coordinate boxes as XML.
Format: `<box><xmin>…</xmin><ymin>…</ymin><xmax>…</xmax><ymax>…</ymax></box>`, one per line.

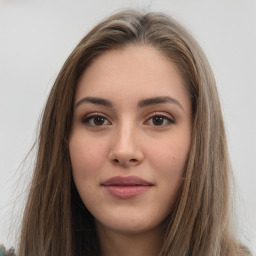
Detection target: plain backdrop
<box><xmin>0</xmin><ymin>0</ymin><xmax>255</xmax><ymax>253</ymax></box>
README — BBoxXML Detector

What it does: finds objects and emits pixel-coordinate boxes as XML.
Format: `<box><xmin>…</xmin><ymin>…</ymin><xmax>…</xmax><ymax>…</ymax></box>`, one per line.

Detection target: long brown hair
<box><xmin>18</xmin><ymin>9</ymin><xmax>249</xmax><ymax>256</ymax></box>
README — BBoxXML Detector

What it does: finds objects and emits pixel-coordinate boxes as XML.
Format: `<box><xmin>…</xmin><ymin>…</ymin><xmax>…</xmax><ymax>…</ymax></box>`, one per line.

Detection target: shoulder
<box><xmin>0</xmin><ymin>244</ymin><xmax>16</xmax><ymax>256</ymax></box>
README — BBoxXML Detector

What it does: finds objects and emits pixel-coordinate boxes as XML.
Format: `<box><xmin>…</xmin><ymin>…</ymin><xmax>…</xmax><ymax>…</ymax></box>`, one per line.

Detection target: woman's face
<box><xmin>69</xmin><ymin>45</ymin><xmax>192</xmax><ymax>236</ymax></box>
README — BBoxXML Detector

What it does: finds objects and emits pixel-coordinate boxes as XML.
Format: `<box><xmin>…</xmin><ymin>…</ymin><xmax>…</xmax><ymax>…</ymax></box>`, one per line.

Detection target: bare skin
<box><xmin>69</xmin><ymin>45</ymin><xmax>192</xmax><ymax>255</ymax></box>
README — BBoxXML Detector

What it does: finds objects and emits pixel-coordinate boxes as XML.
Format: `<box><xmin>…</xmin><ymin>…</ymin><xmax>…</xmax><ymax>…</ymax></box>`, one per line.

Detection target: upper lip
<box><xmin>101</xmin><ymin>176</ymin><xmax>153</xmax><ymax>186</ymax></box>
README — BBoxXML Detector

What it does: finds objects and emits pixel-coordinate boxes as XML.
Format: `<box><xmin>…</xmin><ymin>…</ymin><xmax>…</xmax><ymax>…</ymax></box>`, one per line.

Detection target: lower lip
<box><xmin>103</xmin><ymin>185</ymin><xmax>152</xmax><ymax>199</ymax></box>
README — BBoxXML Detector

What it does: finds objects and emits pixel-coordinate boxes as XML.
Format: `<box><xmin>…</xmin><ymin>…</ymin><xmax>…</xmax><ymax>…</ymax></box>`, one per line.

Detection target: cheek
<box><xmin>69</xmin><ymin>134</ymin><xmax>108</xmax><ymax>179</ymax></box>
<box><xmin>147</xmin><ymin>132</ymin><xmax>191</xmax><ymax>178</ymax></box>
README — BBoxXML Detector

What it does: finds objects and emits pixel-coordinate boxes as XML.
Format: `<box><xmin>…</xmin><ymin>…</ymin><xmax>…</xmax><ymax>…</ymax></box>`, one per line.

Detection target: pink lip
<box><xmin>101</xmin><ymin>176</ymin><xmax>153</xmax><ymax>199</ymax></box>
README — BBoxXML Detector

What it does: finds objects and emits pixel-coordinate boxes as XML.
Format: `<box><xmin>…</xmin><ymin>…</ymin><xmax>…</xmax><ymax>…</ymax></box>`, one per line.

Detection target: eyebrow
<box><xmin>75</xmin><ymin>96</ymin><xmax>184</xmax><ymax>111</ymax></box>
<box><xmin>138</xmin><ymin>96</ymin><xmax>184</xmax><ymax>111</ymax></box>
<box><xmin>75</xmin><ymin>97</ymin><xmax>113</xmax><ymax>108</ymax></box>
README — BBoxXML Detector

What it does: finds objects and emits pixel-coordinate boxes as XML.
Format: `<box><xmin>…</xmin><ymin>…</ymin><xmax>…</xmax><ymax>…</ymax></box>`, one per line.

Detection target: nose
<box><xmin>108</xmin><ymin>123</ymin><xmax>144</xmax><ymax>167</ymax></box>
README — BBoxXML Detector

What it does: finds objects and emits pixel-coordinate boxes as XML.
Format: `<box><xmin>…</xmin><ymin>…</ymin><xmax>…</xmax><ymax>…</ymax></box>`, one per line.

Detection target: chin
<box><xmin>95</xmin><ymin>212</ymin><xmax>164</xmax><ymax>236</ymax></box>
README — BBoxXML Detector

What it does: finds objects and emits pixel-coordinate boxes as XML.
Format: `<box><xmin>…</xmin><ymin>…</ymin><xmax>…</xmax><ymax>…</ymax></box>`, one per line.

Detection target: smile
<box><xmin>101</xmin><ymin>176</ymin><xmax>153</xmax><ymax>199</ymax></box>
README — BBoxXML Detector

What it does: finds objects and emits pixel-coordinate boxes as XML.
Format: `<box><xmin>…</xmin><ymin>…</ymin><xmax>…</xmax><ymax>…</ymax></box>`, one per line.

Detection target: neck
<box><xmin>96</xmin><ymin>223</ymin><xmax>165</xmax><ymax>256</ymax></box>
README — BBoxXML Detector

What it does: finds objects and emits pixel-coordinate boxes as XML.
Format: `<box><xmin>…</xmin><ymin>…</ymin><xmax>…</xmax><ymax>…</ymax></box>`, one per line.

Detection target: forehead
<box><xmin>75</xmin><ymin>45</ymin><xmax>189</xmax><ymax>109</ymax></box>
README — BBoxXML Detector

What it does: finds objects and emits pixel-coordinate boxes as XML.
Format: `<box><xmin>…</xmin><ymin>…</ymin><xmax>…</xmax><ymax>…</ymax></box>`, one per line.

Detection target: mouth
<box><xmin>101</xmin><ymin>176</ymin><xmax>153</xmax><ymax>199</ymax></box>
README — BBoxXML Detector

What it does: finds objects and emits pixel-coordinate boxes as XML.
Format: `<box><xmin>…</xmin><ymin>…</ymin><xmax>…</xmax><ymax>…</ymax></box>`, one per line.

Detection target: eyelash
<box><xmin>82</xmin><ymin>113</ymin><xmax>111</xmax><ymax>127</ymax></box>
<box><xmin>81</xmin><ymin>112</ymin><xmax>175</xmax><ymax>127</ymax></box>
<box><xmin>144</xmin><ymin>112</ymin><xmax>175</xmax><ymax>126</ymax></box>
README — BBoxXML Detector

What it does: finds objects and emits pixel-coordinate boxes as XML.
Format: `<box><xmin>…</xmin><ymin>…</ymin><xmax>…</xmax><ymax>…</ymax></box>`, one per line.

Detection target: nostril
<box><xmin>112</xmin><ymin>158</ymin><xmax>137</xmax><ymax>164</ymax></box>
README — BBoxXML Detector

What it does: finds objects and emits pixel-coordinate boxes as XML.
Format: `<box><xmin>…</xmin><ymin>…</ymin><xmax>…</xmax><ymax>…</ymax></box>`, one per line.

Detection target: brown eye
<box><xmin>145</xmin><ymin>114</ymin><xmax>174</xmax><ymax>127</ymax></box>
<box><xmin>93</xmin><ymin>116</ymin><xmax>106</xmax><ymax>126</ymax></box>
<box><xmin>152</xmin><ymin>116</ymin><xmax>165</xmax><ymax>126</ymax></box>
<box><xmin>82</xmin><ymin>114</ymin><xmax>111</xmax><ymax>127</ymax></box>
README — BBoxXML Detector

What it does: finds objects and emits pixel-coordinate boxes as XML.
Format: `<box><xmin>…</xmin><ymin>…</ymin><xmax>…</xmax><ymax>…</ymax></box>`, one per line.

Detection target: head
<box><xmin>19</xmin><ymin>9</ymin><xmax>240</xmax><ymax>256</ymax></box>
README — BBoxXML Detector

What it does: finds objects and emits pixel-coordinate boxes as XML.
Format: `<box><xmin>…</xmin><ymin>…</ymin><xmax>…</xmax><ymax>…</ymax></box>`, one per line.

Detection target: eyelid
<box><xmin>80</xmin><ymin>111</ymin><xmax>175</xmax><ymax>127</ymax></box>
<box><xmin>148</xmin><ymin>111</ymin><xmax>174</xmax><ymax>120</ymax></box>
<box><xmin>82</xmin><ymin>112</ymin><xmax>112</xmax><ymax>126</ymax></box>
<box><xmin>144</xmin><ymin>111</ymin><xmax>175</xmax><ymax>125</ymax></box>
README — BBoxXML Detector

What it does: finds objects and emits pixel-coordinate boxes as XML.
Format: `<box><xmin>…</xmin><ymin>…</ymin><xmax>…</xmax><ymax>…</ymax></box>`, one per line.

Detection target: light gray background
<box><xmin>0</xmin><ymin>0</ymin><xmax>255</xmax><ymax>253</ymax></box>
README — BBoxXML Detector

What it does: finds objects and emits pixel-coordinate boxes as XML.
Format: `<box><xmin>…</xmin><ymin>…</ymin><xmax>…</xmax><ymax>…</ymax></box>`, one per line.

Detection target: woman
<box><xmin>14</xmin><ymin>9</ymin><xmax>250</xmax><ymax>256</ymax></box>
